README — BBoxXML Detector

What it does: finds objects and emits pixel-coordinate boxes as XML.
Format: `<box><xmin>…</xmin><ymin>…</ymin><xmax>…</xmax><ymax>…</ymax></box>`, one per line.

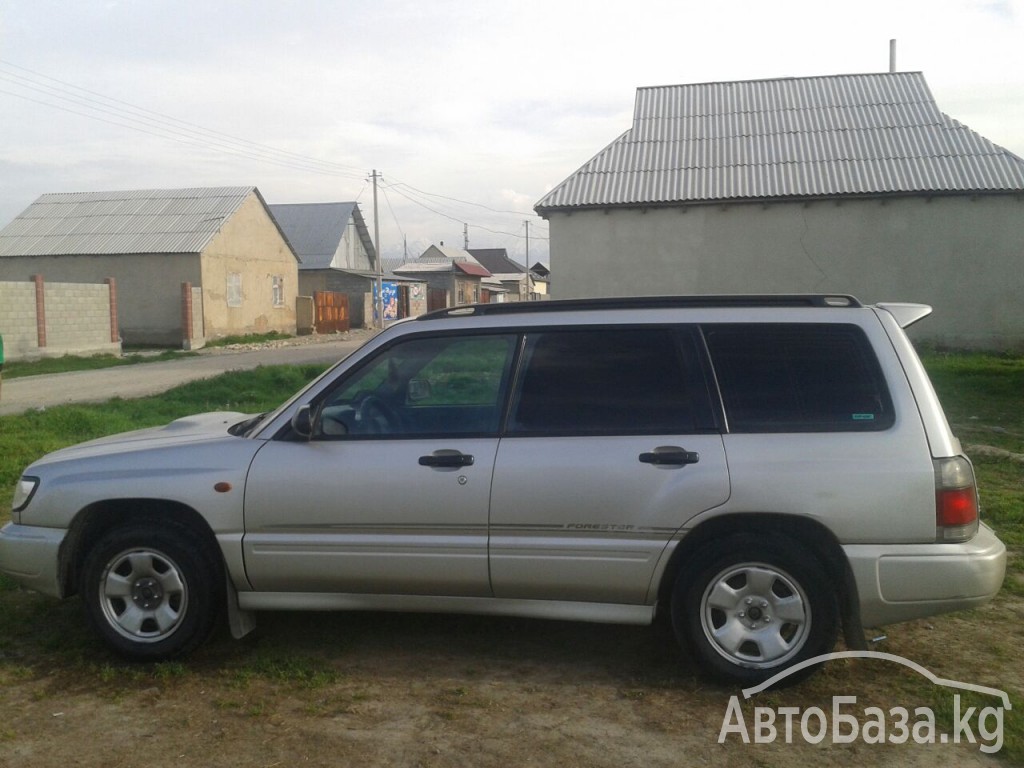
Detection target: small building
<box><xmin>394</xmin><ymin>245</ymin><xmax>494</xmax><ymax>309</ymax></box>
<box><xmin>530</xmin><ymin>262</ymin><xmax>551</xmax><ymax>297</ymax></box>
<box><xmin>0</xmin><ymin>186</ymin><xmax>299</xmax><ymax>346</ymax></box>
<box><xmin>269</xmin><ymin>201</ymin><xmax>375</xmax><ymax>272</ymax></box>
<box><xmin>270</xmin><ymin>201</ymin><xmax>426</xmax><ymax>328</ymax></box>
<box><xmin>535</xmin><ymin>72</ymin><xmax>1024</xmax><ymax>350</ymax></box>
<box><xmin>467</xmin><ymin>248</ymin><xmax>532</xmax><ymax>300</ymax></box>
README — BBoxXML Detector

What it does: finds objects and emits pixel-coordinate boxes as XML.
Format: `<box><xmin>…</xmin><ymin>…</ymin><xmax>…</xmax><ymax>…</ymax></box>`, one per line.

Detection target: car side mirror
<box><xmin>291</xmin><ymin>405</ymin><xmax>314</xmax><ymax>439</ymax></box>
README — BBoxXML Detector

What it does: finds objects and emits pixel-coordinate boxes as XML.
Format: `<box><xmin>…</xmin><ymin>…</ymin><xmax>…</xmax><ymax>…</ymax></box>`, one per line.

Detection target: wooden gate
<box><xmin>427</xmin><ymin>287</ymin><xmax>447</xmax><ymax>312</ymax></box>
<box><xmin>314</xmin><ymin>291</ymin><xmax>350</xmax><ymax>333</ymax></box>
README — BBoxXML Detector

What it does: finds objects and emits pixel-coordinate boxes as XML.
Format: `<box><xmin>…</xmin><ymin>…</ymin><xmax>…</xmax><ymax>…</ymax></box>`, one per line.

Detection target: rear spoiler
<box><xmin>874</xmin><ymin>302</ymin><xmax>933</xmax><ymax>329</ymax></box>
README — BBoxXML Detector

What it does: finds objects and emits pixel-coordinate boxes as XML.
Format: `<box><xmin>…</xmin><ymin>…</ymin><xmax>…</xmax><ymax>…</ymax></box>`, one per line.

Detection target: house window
<box><xmin>227</xmin><ymin>273</ymin><xmax>242</xmax><ymax>308</ymax></box>
<box><xmin>272</xmin><ymin>275</ymin><xmax>285</xmax><ymax>307</ymax></box>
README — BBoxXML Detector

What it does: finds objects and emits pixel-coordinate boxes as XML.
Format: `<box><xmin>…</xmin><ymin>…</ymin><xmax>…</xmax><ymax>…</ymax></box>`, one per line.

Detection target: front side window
<box><xmin>704</xmin><ymin>323</ymin><xmax>895</xmax><ymax>432</ymax></box>
<box><xmin>317</xmin><ymin>334</ymin><xmax>516</xmax><ymax>438</ymax></box>
<box><xmin>272</xmin><ymin>275</ymin><xmax>285</xmax><ymax>307</ymax></box>
<box><xmin>509</xmin><ymin>328</ymin><xmax>700</xmax><ymax>435</ymax></box>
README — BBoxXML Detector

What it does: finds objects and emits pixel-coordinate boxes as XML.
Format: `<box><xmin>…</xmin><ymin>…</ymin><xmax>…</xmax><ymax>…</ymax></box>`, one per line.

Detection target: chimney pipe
<box><xmin>889</xmin><ymin>39</ymin><xmax>897</xmax><ymax>73</ymax></box>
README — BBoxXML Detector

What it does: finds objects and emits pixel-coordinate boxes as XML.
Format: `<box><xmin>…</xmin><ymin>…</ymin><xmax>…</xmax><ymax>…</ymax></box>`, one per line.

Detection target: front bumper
<box><xmin>0</xmin><ymin>522</ymin><xmax>67</xmax><ymax>598</ymax></box>
<box><xmin>845</xmin><ymin>523</ymin><xmax>1007</xmax><ymax>627</ymax></box>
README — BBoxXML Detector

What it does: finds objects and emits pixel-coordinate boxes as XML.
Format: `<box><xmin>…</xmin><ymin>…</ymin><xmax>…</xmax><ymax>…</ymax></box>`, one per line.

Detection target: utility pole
<box><xmin>524</xmin><ymin>220</ymin><xmax>531</xmax><ymax>300</ymax></box>
<box><xmin>372</xmin><ymin>169</ymin><xmax>383</xmax><ymax>329</ymax></box>
<box><xmin>463</xmin><ymin>222</ymin><xmax>469</xmax><ymax>250</ymax></box>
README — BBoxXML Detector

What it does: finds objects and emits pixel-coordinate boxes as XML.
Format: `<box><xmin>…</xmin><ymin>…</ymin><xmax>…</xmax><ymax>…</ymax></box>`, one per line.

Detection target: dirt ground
<box><xmin>1</xmin><ymin>588</ymin><xmax>1020</xmax><ymax>768</ymax></box>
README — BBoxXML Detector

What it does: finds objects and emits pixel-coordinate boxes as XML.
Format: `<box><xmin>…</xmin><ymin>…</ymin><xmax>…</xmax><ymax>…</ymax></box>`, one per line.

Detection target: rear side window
<box><xmin>704</xmin><ymin>324</ymin><xmax>895</xmax><ymax>432</ymax></box>
<box><xmin>509</xmin><ymin>328</ymin><xmax>703</xmax><ymax>435</ymax></box>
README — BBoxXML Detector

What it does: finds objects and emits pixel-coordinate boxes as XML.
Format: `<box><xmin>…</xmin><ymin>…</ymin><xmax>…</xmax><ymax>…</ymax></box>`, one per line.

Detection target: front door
<box><xmin>242</xmin><ymin>332</ymin><xmax>519</xmax><ymax>597</ymax></box>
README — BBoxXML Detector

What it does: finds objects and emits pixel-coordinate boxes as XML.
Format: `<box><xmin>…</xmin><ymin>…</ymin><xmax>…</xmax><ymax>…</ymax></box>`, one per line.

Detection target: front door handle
<box><xmin>419</xmin><ymin>450</ymin><xmax>475</xmax><ymax>468</ymax></box>
<box><xmin>639</xmin><ymin>447</ymin><xmax>700</xmax><ymax>466</ymax></box>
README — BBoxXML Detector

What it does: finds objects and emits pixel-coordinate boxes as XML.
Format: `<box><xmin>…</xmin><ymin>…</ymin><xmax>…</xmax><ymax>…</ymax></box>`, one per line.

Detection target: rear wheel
<box><xmin>672</xmin><ymin>533</ymin><xmax>838</xmax><ymax>686</ymax></box>
<box><xmin>81</xmin><ymin>523</ymin><xmax>222</xmax><ymax>660</ymax></box>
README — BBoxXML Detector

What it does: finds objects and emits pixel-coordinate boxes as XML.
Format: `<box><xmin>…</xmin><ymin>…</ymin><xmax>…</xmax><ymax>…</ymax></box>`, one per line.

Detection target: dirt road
<box><xmin>0</xmin><ymin>331</ymin><xmax>374</xmax><ymax>416</ymax></box>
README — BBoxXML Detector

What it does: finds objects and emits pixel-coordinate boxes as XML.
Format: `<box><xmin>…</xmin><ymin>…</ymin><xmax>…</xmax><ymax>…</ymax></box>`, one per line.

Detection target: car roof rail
<box><xmin>418</xmin><ymin>294</ymin><xmax>863</xmax><ymax>320</ymax></box>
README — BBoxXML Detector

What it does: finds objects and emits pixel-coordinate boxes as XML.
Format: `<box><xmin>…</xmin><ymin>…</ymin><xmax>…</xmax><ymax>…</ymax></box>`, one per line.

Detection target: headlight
<box><xmin>12</xmin><ymin>476</ymin><xmax>40</xmax><ymax>520</ymax></box>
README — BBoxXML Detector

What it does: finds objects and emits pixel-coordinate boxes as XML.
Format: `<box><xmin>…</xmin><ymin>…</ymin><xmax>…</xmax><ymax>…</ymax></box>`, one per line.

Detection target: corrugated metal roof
<box><xmin>535</xmin><ymin>72</ymin><xmax>1024</xmax><ymax>211</ymax></box>
<box><xmin>380</xmin><ymin>257</ymin><xmax>408</xmax><ymax>274</ymax></box>
<box><xmin>393</xmin><ymin>244</ymin><xmax>493</xmax><ymax>277</ymax></box>
<box><xmin>392</xmin><ymin>261</ymin><xmax>453</xmax><ymax>273</ymax></box>
<box><xmin>453</xmin><ymin>261</ymin><xmax>491</xmax><ymax>277</ymax></box>
<box><xmin>0</xmin><ymin>187</ymin><xmax>258</xmax><ymax>256</ymax></box>
<box><xmin>269</xmin><ymin>202</ymin><xmax>377</xmax><ymax>270</ymax></box>
<box><xmin>467</xmin><ymin>248</ymin><xmax>527</xmax><ymax>274</ymax></box>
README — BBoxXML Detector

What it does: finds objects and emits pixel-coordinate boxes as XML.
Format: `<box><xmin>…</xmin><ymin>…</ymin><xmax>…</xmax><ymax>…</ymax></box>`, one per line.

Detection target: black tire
<box><xmin>80</xmin><ymin>522</ymin><xmax>223</xmax><ymax>661</ymax></box>
<box><xmin>671</xmin><ymin>533</ymin><xmax>838</xmax><ymax>687</ymax></box>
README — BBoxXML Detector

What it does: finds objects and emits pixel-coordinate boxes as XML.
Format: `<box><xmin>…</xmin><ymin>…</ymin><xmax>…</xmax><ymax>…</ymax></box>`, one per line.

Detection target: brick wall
<box><xmin>191</xmin><ymin>286</ymin><xmax>204</xmax><ymax>340</ymax></box>
<box><xmin>181</xmin><ymin>283</ymin><xmax>206</xmax><ymax>350</ymax></box>
<box><xmin>0</xmin><ymin>277</ymin><xmax>122</xmax><ymax>361</ymax></box>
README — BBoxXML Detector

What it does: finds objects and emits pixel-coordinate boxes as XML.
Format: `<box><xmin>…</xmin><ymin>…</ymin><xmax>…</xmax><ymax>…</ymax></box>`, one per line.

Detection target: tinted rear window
<box><xmin>704</xmin><ymin>324</ymin><xmax>895</xmax><ymax>432</ymax></box>
<box><xmin>510</xmin><ymin>328</ymin><xmax>699</xmax><ymax>435</ymax></box>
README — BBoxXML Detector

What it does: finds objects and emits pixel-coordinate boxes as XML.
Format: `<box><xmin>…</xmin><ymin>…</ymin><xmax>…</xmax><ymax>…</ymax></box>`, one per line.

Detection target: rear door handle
<box><xmin>419</xmin><ymin>450</ymin><xmax>475</xmax><ymax>468</ymax></box>
<box><xmin>639</xmin><ymin>447</ymin><xmax>700</xmax><ymax>466</ymax></box>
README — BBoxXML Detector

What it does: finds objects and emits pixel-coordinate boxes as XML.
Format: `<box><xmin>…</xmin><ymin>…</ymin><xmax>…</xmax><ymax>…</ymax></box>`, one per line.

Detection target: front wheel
<box><xmin>672</xmin><ymin>534</ymin><xmax>838</xmax><ymax>686</ymax></box>
<box><xmin>81</xmin><ymin>523</ymin><xmax>222</xmax><ymax>660</ymax></box>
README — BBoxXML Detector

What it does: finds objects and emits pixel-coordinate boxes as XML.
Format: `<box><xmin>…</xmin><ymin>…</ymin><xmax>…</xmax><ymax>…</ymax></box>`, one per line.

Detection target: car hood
<box><xmin>31</xmin><ymin>411</ymin><xmax>254</xmax><ymax>464</ymax></box>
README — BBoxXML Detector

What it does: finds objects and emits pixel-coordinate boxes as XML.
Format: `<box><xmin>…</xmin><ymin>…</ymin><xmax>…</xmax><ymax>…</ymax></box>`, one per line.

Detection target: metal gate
<box><xmin>314</xmin><ymin>291</ymin><xmax>350</xmax><ymax>333</ymax></box>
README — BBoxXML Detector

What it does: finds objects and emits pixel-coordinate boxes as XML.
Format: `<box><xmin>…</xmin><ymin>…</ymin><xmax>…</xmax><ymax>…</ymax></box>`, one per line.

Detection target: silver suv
<box><xmin>0</xmin><ymin>295</ymin><xmax>1007</xmax><ymax>685</ymax></box>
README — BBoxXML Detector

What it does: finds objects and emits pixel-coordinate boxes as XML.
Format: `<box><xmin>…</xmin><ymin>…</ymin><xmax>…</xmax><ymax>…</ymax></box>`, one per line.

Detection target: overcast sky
<box><xmin>1</xmin><ymin>0</ymin><xmax>1022</xmax><ymax>264</ymax></box>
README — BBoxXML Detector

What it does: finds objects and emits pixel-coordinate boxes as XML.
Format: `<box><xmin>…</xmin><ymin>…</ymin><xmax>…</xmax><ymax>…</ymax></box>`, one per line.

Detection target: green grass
<box><xmin>0</xmin><ymin>364</ymin><xmax>328</xmax><ymax>510</ymax></box>
<box><xmin>4</xmin><ymin>350</ymin><xmax>197</xmax><ymax>379</ymax></box>
<box><xmin>3</xmin><ymin>331</ymin><xmax>296</xmax><ymax>379</ymax></box>
<box><xmin>921</xmin><ymin>351</ymin><xmax>1024</xmax><ymax>454</ymax></box>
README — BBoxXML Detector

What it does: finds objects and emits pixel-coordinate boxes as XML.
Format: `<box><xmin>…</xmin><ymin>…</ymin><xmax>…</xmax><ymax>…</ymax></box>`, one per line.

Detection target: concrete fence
<box><xmin>0</xmin><ymin>275</ymin><xmax>122</xmax><ymax>361</ymax></box>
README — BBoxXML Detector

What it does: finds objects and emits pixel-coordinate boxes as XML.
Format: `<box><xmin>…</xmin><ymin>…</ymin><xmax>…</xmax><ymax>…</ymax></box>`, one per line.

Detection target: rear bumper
<box><xmin>844</xmin><ymin>523</ymin><xmax>1006</xmax><ymax>627</ymax></box>
<box><xmin>0</xmin><ymin>522</ymin><xmax>66</xmax><ymax>598</ymax></box>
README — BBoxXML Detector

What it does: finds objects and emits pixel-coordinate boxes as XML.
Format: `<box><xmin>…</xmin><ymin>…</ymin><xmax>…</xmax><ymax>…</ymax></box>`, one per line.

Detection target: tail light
<box><xmin>934</xmin><ymin>456</ymin><xmax>980</xmax><ymax>542</ymax></box>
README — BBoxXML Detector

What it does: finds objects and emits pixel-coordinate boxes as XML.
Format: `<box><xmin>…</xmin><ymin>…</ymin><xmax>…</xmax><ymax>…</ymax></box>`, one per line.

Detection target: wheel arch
<box><xmin>59</xmin><ymin>498</ymin><xmax>223</xmax><ymax>599</ymax></box>
<box><xmin>657</xmin><ymin>513</ymin><xmax>865</xmax><ymax>648</ymax></box>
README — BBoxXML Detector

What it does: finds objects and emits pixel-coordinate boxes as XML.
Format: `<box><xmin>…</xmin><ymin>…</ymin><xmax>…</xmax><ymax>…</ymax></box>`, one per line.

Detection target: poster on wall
<box><xmin>373</xmin><ymin>281</ymin><xmax>399</xmax><ymax>322</ymax></box>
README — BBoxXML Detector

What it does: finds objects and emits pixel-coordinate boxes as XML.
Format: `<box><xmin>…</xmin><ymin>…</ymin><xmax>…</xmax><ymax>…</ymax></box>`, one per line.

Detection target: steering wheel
<box><xmin>356</xmin><ymin>395</ymin><xmax>401</xmax><ymax>434</ymax></box>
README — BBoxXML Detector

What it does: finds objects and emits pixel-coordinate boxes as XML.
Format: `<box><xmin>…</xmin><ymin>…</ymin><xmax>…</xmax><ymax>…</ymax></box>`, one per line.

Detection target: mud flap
<box><xmin>226</xmin><ymin>579</ymin><xmax>256</xmax><ymax>639</ymax></box>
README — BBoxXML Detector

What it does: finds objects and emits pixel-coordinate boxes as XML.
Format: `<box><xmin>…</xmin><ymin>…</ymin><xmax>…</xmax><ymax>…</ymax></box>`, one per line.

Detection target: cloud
<box><xmin>1</xmin><ymin>0</ymin><xmax>1022</xmax><ymax>265</ymax></box>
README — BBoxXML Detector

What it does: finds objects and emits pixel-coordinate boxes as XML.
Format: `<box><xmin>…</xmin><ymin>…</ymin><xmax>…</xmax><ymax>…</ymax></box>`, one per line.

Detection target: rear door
<box><xmin>488</xmin><ymin>326</ymin><xmax>730</xmax><ymax>604</ymax></box>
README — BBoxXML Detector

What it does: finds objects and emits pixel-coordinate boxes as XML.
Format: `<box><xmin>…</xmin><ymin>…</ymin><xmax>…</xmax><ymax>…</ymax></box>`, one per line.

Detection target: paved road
<box><xmin>0</xmin><ymin>332</ymin><xmax>375</xmax><ymax>416</ymax></box>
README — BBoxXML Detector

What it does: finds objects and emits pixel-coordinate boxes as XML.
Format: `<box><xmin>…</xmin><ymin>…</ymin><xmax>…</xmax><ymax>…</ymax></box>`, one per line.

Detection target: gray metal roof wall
<box><xmin>0</xmin><ymin>186</ymin><xmax>255</xmax><ymax>256</ymax></box>
<box><xmin>268</xmin><ymin>202</ymin><xmax>356</xmax><ymax>269</ymax></box>
<box><xmin>535</xmin><ymin>72</ymin><xmax>1024</xmax><ymax>210</ymax></box>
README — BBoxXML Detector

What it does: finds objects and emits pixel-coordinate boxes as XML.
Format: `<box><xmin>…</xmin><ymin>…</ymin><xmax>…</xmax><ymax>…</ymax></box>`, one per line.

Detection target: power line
<box><xmin>0</xmin><ymin>59</ymin><xmax>552</xmax><ymax>247</ymax></box>
<box><xmin>383</xmin><ymin>175</ymin><xmax>544</xmax><ymax>218</ymax></box>
<box><xmin>0</xmin><ymin>86</ymin><xmax>368</xmax><ymax>181</ymax></box>
<box><xmin>0</xmin><ymin>59</ymin><xmax>367</xmax><ymax>181</ymax></box>
<box><xmin>382</xmin><ymin>179</ymin><xmax>548</xmax><ymax>238</ymax></box>
<box><xmin>386</xmin><ymin>184</ymin><xmax>547</xmax><ymax>241</ymax></box>
<box><xmin>380</xmin><ymin>184</ymin><xmax>405</xmax><ymax>242</ymax></box>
